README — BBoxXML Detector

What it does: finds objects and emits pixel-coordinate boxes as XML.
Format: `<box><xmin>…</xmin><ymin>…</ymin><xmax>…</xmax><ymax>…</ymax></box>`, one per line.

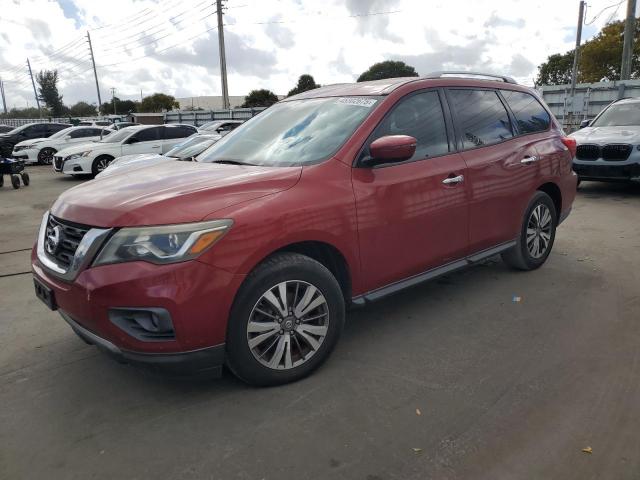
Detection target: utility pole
<box><xmin>110</xmin><ymin>87</ymin><xmax>116</xmax><ymax>115</ymax></box>
<box><xmin>620</xmin><ymin>0</ymin><xmax>637</xmax><ymax>80</ymax></box>
<box><xmin>87</xmin><ymin>31</ymin><xmax>103</xmax><ymax>114</ymax></box>
<box><xmin>0</xmin><ymin>78</ymin><xmax>7</xmax><ymax>115</ymax></box>
<box><xmin>570</xmin><ymin>1</ymin><xmax>585</xmax><ymax>99</ymax></box>
<box><xmin>26</xmin><ymin>58</ymin><xmax>42</xmax><ymax>118</ymax></box>
<box><xmin>216</xmin><ymin>0</ymin><xmax>230</xmax><ymax>110</ymax></box>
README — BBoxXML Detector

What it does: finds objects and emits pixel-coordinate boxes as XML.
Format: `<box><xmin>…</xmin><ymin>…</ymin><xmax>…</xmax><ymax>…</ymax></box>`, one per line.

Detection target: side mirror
<box><xmin>580</xmin><ymin>119</ymin><xmax>591</xmax><ymax>129</ymax></box>
<box><xmin>366</xmin><ymin>135</ymin><xmax>417</xmax><ymax>165</ymax></box>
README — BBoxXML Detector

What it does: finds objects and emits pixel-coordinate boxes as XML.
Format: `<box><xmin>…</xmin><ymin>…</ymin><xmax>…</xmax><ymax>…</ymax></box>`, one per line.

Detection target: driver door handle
<box><xmin>442</xmin><ymin>174</ymin><xmax>464</xmax><ymax>185</ymax></box>
<box><xmin>521</xmin><ymin>155</ymin><xmax>538</xmax><ymax>164</ymax></box>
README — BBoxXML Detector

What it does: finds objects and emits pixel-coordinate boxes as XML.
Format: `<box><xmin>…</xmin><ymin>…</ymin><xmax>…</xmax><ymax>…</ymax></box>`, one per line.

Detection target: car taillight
<box><xmin>561</xmin><ymin>137</ymin><xmax>577</xmax><ymax>158</ymax></box>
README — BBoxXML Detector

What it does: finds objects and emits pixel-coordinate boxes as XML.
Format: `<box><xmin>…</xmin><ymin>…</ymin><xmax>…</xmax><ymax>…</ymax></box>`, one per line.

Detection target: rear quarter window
<box><xmin>501</xmin><ymin>90</ymin><xmax>550</xmax><ymax>134</ymax></box>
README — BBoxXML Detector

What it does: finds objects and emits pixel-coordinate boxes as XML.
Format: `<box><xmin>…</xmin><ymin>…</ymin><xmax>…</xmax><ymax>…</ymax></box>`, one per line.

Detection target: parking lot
<box><xmin>1</xmin><ymin>166</ymin><xmax>639</xmax><ymax>479</ymax></box>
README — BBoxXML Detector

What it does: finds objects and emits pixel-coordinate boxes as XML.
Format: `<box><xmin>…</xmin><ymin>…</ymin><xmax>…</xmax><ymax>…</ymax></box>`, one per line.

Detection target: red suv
<box><xmin>32</xmin><ymin>73</ymin><xmax>577</xmax><ymax>386</ymax></box>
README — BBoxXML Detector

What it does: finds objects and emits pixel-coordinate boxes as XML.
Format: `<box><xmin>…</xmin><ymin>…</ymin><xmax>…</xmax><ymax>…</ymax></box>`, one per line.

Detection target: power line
<box><xmin>584</xmin><ymin>0</ymin><xmax>625</xmax><ymax>24</ymax></box>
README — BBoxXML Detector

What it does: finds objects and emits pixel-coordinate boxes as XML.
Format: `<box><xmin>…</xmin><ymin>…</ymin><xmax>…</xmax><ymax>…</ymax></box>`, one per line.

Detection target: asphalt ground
<box><xmin>1</xmin><ymin>165</ymin><xmax>639</xmax><ymax>479</ymax></box>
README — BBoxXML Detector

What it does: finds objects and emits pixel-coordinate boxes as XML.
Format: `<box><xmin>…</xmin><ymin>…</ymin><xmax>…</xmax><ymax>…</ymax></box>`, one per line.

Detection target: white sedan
<box><xmin>53</xmin><ymin>124</ymin><xmax>197</xmax><ymax>176</ymax></box>
<box><xmin>11</xmin><ymin>126</ymin><xmax>109</xmax><ymax>165</ymax></box>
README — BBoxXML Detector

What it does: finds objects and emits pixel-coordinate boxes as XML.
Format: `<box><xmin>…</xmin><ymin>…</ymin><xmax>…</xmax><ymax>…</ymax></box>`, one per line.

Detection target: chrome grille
<box><xmin>602</xmin><ymin>144</ymin><xmax>632</xmax><ymax>161</ymax></box>
<box><xmin>53</xmin><ymin>156</ymin><xmax>64</xmax><ymax>172</ymax></box>
<box><xmin>45</xmin><ymin>216</ymin><xmax>90</xmax><ymax>269</ymax></box>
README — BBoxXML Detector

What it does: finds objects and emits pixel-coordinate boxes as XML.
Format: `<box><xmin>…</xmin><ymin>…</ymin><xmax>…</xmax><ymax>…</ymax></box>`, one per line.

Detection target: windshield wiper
<box><xmin>211</xmin><ymin>159</ymin><xmax>257</xmax><ymax>166</ymax></box>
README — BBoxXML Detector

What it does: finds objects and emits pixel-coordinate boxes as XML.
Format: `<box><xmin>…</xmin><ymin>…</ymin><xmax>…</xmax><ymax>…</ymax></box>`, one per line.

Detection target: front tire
<box><xmin>226</xmin><ymin>252</ymin><xmax>345</xmax><ymax>386</ymax></box>
<box><xmin>502</xmin><ymin>191</ymin><xmax>557</xmax><ymax>271</ymax></box>
<box><xmin>91</xmin><ymin>155</ymin><xmax>114</xmax><ymax>176</ymax></box>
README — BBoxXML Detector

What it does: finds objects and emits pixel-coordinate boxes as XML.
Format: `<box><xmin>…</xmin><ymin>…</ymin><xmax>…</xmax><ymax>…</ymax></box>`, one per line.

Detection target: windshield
<box><xmin>199</xmin><ymin>121</ymin><xmax>223</xmax><ymax>130</ymax></box>
<box><xmin>198</xmin><ymin>97</ymin><xmax>381</xmax><ymax>166</ymax></box>
<box><xmin>99</xmin><ymin>128</ymin><xmax>134</xmax><ymax>143</ymax></box>
<box><xmin>50</xmin><ymin>127</ymin><xmax>75</xmax><ymax>139</ymax></box>
<box><xmin>592</xmin><ymin>102</ymin><xmax>640</xmax><ymax>127</ymax></box>
<box><xmin>166</xmin><ymin>135</ymin><xmax>218</xmax><ymax>158</ymax></box>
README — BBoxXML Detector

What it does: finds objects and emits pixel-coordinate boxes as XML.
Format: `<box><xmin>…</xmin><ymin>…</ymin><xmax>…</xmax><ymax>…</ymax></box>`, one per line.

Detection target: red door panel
<box><xmin>352</xmin><ymin>153</ymin><xmax>468</xmax><ymax>292</ymax></box>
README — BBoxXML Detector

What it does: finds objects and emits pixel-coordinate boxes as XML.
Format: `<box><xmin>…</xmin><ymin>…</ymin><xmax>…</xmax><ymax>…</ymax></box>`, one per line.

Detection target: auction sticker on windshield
<box><xmin>336</xmin><ymin>97</ymin><xmax>378</xmax><ymax>108</ymax></box>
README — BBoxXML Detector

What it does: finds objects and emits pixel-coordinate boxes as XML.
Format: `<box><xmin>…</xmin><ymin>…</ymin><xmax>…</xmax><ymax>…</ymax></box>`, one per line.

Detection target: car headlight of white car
<box><xmin>92</xmin><ymin>220</ymin><xmax>233</xmax><ymax>266</ymax></box>
<box><xmin>65</xmin><ymin>150</ymin><xmax>93</xmax><ymax>161</ymax></box>
<box><xmin>13</xmin><ymin>145</ymin><xmax>31</xmax><ymax>152</ymax></box>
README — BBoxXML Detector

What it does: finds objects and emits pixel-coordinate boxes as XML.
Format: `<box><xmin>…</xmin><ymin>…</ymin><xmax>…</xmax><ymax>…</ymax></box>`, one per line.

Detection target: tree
<box><xmin>36</xmin><ymin>70</ymin><xmax>64</xmax><ymax>116</ymax></box>
<box><xmin>357</xmin><ymin>60</ymin><xmax>419</xmax><ymax>82</ymax></box>
<box><xmin>241</xmin><ymin>89</ymin><xmax>279</xmax><ymax>108</ymax></box>
<box><xmin>536</xmin><ymin>52</ymin><xmax>574</xmax><ymax>86</ymax></box>
<box><xmin>287</xmin><ymin>74</ymin><xmax>320</xmax><ymax>97</ymax></box>
<box><xmin>536</xmin><ymin>18</ymin><xmax>640</xmax><ymax>85</ymax></box>
<box><xmin>68</xmin><ymin>101</ymin><xmax>97</xmax><ymax>117</ymax></box>
<box><xmin>99</xmin><ymin>97</ymin><xmax>138</xmax><ymax>115</ymax></box>
<box><xmin>0</xmin><ymin>107</ymin><xmax>44</xmax><ymax>119</ymax></box>
<box><xmin>138</xmin><ymin>93</ymin><xmax>179</xmax><ymax>113</ymax></box>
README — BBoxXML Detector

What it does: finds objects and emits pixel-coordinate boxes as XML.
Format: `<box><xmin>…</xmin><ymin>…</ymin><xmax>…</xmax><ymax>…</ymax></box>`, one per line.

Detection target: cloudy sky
<box><xmin>0</xmin><ymin>0</ymin><xmax>630</xmax><ymax>109</ymax></box>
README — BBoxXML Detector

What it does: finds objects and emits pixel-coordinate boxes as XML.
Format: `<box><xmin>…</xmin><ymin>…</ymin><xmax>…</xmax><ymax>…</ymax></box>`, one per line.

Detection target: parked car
<box><xmin>571</xmin><ymin>97</ymin><xmax>640</xmax><ymax>184</ymax></box>
<box><xmin>32</xmin><ymin>73</ymin><xmax>577</xmax><ymax>386</ymax></box>
<box><xmin>96</xmin><ymin>132</ymin><xmax>222</xmax><ymax>178</ymax></box>
<box><xmin>53</xmin><ymin>124</ymin><xmax>197</xmax><ymax>176</ymax></box>
<box><xmin>0</xmin><ymin>125</ymin><xmax>13</xmax><ymax>134</ymax></box>
<box><xmin>198</xmin><ymin>119</ymin><xmax>243</xmax><ymax>135</ymax></box>
<box><xmin>11</xmin><ymin>126</ymin><xmax>110</xmax><ymax>165</ymax></box>
<box><xmin>0</xmin><ymin>122</ymin><xmax>71</xmax><ymax>157</ymax></box>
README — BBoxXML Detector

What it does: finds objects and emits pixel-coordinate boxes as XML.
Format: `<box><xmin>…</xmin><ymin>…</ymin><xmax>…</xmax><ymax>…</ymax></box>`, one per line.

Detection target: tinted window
<box><xmin>47</xmin><ymin>124</ymin><xmax>69</xmax><ymax>134</ymax></box>
<box><xmin>501</xmin><ymin>90</ymin><xmax>550</xmax><ymax>134</ymax></box>
<box><xmin>164</xmin><ymin>125</ymin><xmax>197</xmax><ymax>139</ymax></box>
<box><xmin>133</xmin><ymin>127</ymin><xmax>162</xmax><ymax>142</ymax></box>
<box><xmin>366</xmin><ymin>90</ymin><xmax>449</xmax><ymax>162</ymax></box>
<box><xmin>23</xmin><ymin>124</ymin><xmax>47</xmax><ymax>137</ymax></box>
<box><xmin>449</xmin><ymin>89</ymin><xmax>513</xmax><ymax>149</ymax></box>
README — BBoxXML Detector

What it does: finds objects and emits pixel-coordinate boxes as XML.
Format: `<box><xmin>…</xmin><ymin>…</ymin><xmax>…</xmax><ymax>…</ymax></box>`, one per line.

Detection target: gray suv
<box><xmin>571</xmin><ymin>97</ymin><xmax>640</xmax><ymax>184</ymax></box>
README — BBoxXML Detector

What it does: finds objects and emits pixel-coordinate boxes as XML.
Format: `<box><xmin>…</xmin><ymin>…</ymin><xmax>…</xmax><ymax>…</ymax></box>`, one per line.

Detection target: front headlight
<box><xmin>65</xmin><ymin>151</ymin><xmax>92</xmax><ymax>161</ymax></box>
<box><xmin>93</xmin><ymin>219</ymin><xmax>233</xmax><ymax>266</ymax></box>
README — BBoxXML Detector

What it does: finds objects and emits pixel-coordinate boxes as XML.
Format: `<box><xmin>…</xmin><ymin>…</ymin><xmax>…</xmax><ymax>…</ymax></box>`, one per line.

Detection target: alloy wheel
<box><xmin>96</xmin><ymin>158</ymin><xmax>110</xmax><ymax>172</ymax></box>
<box><xmin>247</xmin><ymin>280</ymin><xmax>329</xmax><ymax>370</ymax></box>
<box><xmin>526</xmin><ymin>204</ymin><xmax>552</xmax><ymax>258</ymax></box>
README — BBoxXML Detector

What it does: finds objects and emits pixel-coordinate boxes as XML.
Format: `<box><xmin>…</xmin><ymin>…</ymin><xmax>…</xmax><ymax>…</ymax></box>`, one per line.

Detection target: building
<box><xmin>176</xmin><ymin>96</ymin><xmax>247</xmax><ymax>110</ymax></box>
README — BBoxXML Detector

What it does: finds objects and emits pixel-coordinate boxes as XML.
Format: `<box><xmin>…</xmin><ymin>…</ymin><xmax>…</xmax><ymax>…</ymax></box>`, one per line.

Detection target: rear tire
<box><xmin>226</xmin><ymin>252</ymin><xmax>345</xmax><ymax>387</ymax></box>
<box><xmin>502</xmin><ymin>191</ymin><xmax>557</xmax><ymax>271</ymax></box>
<box><xmin>37</xmin><ymin>147</ymin><xmax>56</xmax><ymax>165</ymax></box>
<box><xmin>10</xmin><ymin>174</ymin><xmax>20</xmax><ymax>189</ymax></box>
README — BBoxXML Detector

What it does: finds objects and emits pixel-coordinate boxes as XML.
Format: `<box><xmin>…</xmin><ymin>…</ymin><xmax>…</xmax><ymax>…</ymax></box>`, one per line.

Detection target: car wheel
<box><xmin>502</xmin><ymin>191</ymin><xmax>557</xmax><ymax>271</ymax></box>
<box><xmin>21</xmin><ymin>172</ymin><xmax>30</xmax><ymax>186</ymax></box>
<box><xmin>37</xmin><ymin>148</ymin><xmax>56</xmax><ymax>165</ymax></box>
<box><xmin>226</xmin><ymin>252</ymin><xmax>345</xmax><ymax>386</ymax></box>
<box><xmin>91</xmin><ymin>156</ymin><xmax>114</xmax><ymax>176</ymax></box>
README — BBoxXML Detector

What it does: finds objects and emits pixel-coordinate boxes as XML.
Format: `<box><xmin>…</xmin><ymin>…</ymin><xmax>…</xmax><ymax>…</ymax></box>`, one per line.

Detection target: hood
<box><xmin>51</xmin><ymin>160</ymin><xmax>302</xmax><ymax>227</ymax></box>
<box><xmin>96</xmin><ymin>154</ymin><xmax>168</xmax><ymax>179</ymax></box>
<box><xmin>570</xmin><ymin>125</ymin><xmax>640</xmax><ymax>144</ymax></box>
<box><xmin>56</xmin><ymin>140</ymin><xmax>104</xmax><ymax>157</ymax></box>
<box><xmin>15</xmin><ymin>137</ymin><xmax>46</xmax><ymax>147</ymax></box>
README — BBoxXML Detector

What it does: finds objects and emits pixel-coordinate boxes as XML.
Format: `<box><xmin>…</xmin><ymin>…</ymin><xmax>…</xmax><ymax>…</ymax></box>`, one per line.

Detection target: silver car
<box><xmin>571</xmin><ymin>97</ymin><xmax>640</xmax><ymax>184</ymax></box>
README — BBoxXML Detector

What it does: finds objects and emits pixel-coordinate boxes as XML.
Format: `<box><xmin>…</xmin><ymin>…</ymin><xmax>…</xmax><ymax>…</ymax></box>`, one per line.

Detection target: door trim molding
<box><xmin>351</xmin><ymin>240</ymin><xmax>516</xmax><ymax>306</ymax></box>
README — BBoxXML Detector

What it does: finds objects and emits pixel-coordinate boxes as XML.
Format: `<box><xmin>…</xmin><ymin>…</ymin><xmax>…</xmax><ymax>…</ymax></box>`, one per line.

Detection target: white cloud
<box><xmin>0</xmin><ymin>0</ymin><xmax>628</xmax><ymax>110</ymax></box>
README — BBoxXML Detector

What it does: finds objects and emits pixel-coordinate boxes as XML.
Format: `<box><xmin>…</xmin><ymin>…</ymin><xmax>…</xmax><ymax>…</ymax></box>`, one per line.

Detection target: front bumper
<box><xmin>573</xmin><ymin>159</ymin><xmax>640</xmax><ymax>182</ymax></box>
<box><xmin>62</xmin><ymin>311</ymin><xmax>225</xmax><ymax>377</ymax></box>
<box><xmin>32</xmin><ymin>246</ymin><xmax>245</xmax><ymax>376</ymax></box>
<box><xmin>11</xmin><ymin>148</ymin><xmax>37</xmax><ymax>163</ymax></box>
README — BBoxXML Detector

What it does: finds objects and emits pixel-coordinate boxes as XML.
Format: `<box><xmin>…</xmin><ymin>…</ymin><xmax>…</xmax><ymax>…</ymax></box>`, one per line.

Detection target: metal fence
<box><xmin>538</xmin><ymin>79</ymin><xmax>640</xmax><ymax>132</ymax></box>
<box><xmin>164</xmin><ymin>107</ymin><xmax>266</xmax><ymax>126</ymax></box>
<box><xmin>0</xmin><ymin>116</ymin><xmax>125</xmax><ymax>127</ymax></box>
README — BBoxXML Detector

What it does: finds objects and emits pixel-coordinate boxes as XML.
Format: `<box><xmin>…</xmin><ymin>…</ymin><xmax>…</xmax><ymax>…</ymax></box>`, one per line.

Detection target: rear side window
<box><xmin>164</xmin><ymin>125</ymin><xmax>197</xmax><ymax>139</ymax></box>
<box><xmin>501</xmin><ymin>90</ymin><xmax>550</xmax><ymax>134</ymax></box>
<box><xmin>367</xmin><ymin>90</ymin><xmax>449</xmax><ymax>162</ymax></box>
<box><xmin>448</xmin><ymin>89</ymin><xmax>513</xmax><ymax>149</ymax></box>
<box><xmin>134</xmin><ymin>127</ymin><xmax>162</xmax><ymax>142</ymax></box>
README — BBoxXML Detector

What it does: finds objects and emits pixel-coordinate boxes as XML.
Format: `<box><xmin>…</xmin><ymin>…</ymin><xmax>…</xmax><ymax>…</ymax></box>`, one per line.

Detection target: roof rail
<box><xmin>425</xmin><ymin>71</ymin><xmax>518</xmax><ymax>84</ymax></box>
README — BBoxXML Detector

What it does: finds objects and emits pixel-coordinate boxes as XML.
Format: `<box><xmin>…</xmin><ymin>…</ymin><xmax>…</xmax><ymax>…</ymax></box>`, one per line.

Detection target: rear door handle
<box><xmin>442</xmin><ymin>174</ymin><xmax>464</xmax><ymax>185</ymax></box>
<box><xmin>521</xmin><ymin>155</ymin><xmax>538</xmax><ymax>165</ymax></box>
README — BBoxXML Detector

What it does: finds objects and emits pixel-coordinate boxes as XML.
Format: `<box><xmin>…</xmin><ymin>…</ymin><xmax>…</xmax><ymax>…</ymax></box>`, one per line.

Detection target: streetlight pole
<box><xmin>216</xmin><ymin>0</ymin><xmax>230</xmax><ymax>109</ymax></box>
